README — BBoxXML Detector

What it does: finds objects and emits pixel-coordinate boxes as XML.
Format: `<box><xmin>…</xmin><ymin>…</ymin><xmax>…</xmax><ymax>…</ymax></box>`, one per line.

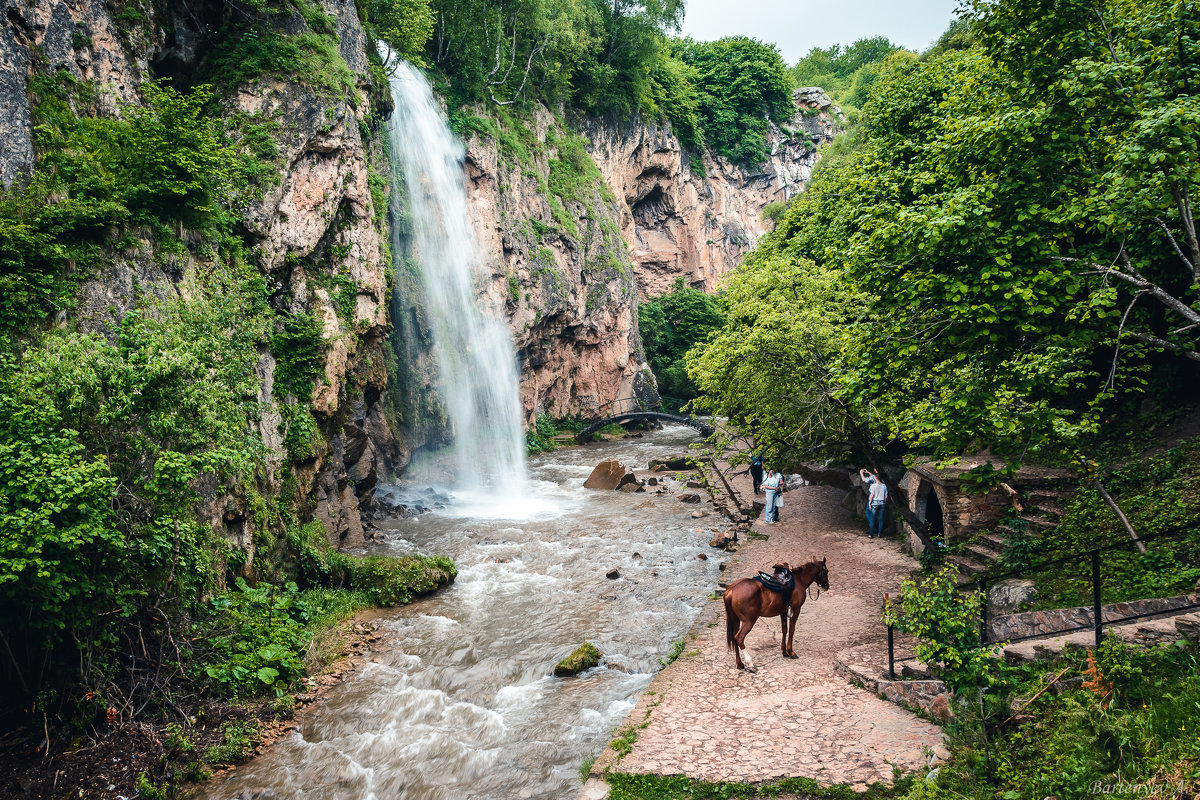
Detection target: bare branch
<box><xmin>1058</xmin><ymin>256</ymin><xmax>1200</xmax><ymax>325</ymax></box>
<box><xmin>1150</xmin><ymin>215</ymin><xmax>1197</xmax><ymax>276</ymax></box>
<box><xmin>1124</xmin><ymin>331</ymin><xmax>1200</xmax><ymax>363</ymax></box>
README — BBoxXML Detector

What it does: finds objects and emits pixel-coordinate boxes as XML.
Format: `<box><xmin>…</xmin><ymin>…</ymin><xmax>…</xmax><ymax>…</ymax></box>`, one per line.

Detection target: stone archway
<box><xmin>913</xmin><ymin>479</ymin><xmax>946</xmax><ymax>541</ymax></box>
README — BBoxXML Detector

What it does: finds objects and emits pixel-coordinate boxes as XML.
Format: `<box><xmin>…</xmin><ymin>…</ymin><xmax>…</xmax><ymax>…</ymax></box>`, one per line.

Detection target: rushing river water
<box><xmin>202</xmin><ymin>426</ymin><xmax>723</xmax><ymax>800</ymax></box>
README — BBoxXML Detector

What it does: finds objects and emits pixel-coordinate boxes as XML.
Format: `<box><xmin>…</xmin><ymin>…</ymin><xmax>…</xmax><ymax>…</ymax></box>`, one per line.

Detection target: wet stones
<box><xmin>678</xmin><ymin>493</ymin><xmax>702</xmax><ymax>504</ymax></box>
<box><xmin>709</xmin><ymin>530</ymin><xmax>737</xmax><ymax>550</ymax></box>
<box><xmin>649</xmin><ymin>455</ymin><xmax>692</xmax><ymax>470</ymax></box>
<box><xmin>606</xmin><ymin>568</ymin><xmax>621</xmax><ymax>579</ymax></box>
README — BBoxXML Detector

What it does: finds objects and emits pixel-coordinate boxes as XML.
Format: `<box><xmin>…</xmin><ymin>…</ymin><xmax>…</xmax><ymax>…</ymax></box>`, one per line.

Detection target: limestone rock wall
<box><xmin>585</xmin><ymin>89</ymin><xmax>841</xmax><ymax>297</ymax></box>
<box><xmin>461</xmin><ymin>92</ymin><xmax>839</xmax><ymax>421</ymax></box>
<box><xmin>462</xmin><ymin>107</ymin><xmax>650</xmax><ymax>420</ymax></box>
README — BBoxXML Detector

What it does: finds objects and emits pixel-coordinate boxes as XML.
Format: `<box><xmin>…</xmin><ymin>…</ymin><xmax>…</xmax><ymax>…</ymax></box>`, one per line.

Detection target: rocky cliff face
<box><xmin>587</xmin><ymin>88</ymin><xmax>841</xmax><ymax>297</ymax></box>
<box><xmin>462</xmin><ymin>107</ymin><xmax>653</xmax><ymax>421</ymax></box>
<box><xmin>1</xmin><ymin>0</ymin><xmax>420</xmax><ymax>555</ymax></box>
<box><xmin>462</xmin><ymin>92</ymin><xmax>840</xmax><ymax>420</ymax></box>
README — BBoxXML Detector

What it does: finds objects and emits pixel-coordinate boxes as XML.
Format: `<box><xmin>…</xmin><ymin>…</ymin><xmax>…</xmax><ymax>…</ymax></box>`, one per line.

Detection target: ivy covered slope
<box><xmin>0</xmin><ymin>0</ymin><xmax>455</xmax><ymax>784</ymax></box>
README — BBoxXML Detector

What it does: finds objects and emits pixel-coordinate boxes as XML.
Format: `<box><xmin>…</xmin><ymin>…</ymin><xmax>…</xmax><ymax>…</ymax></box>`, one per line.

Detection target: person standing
<box><xmin>762</xmin><ymin>467</ymin><xmax>784</xmax><ymax>524</ymax></box>
<box><xmin>859</xmin><ymin>468</ymin><xmax>888</xmax><ymax>538</ymax></box>
<box><xmin>749</xmin><ymin>453</ymin><xmax>764</xmax><ymax>494</ymax></box>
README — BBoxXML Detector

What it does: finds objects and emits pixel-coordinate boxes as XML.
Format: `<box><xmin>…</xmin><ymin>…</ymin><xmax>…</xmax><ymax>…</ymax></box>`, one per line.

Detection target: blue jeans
<box><xmin>866</xmin><ymin>505</ymin><xmax>885</xmax><ymax>537</ymax></box>
<box><xmin>764</xmin><ymin>489</ymin><xmax>779</xmax><ymax>522</ymax></box>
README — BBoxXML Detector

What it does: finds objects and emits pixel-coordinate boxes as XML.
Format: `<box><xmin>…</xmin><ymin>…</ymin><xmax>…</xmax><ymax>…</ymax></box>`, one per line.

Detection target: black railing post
<box><xmin>1092</xmin><ymin>549</ymin><xmax>1103</xmax><ymax>649</ymax></box>
<box><xmin>885</xmin><ymin>592</ymin><xmax>895</xmax><ymax>679</ymax></box>
<box><xmin>979</xmin><ymin>579</ymin><xmax>989</xmax><ymax>645</ymax></box>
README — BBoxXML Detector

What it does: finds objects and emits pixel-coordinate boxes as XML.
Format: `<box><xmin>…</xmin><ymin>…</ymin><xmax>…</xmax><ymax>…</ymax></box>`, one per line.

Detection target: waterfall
<box><xmin>382</xmin><ymin>51</ymin><xmax>528</xmax><ymax>495</ymax></box>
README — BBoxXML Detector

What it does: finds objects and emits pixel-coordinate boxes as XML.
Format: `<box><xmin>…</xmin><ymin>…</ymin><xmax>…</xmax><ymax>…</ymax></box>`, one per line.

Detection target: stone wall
<box><xmin>989</xmin><ymin>593</ymin><xmax>1200</xmax><ymax>642</ymax></box>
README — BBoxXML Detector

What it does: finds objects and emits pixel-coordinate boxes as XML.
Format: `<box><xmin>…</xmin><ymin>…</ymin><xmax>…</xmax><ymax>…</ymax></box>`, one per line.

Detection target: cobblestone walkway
<box><xmin>588</xmin><ymin>467</ymin><xmax>944</xmax><ymax>792</ymax></box>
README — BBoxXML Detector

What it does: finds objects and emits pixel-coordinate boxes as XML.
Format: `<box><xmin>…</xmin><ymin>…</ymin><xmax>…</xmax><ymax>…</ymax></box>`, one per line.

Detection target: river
<box><xmin>200</xmin><ymin>425</ymin><xmax>723</xmax><ymax>799</ymax></box>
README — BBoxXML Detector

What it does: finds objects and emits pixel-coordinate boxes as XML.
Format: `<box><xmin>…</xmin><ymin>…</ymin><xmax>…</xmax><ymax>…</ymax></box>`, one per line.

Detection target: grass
<box><xmin>604</xmin><ymin>772</ymin><xmax>913</xmax><ymax>800</ymax></box>
<box><xmin>912</xmin><ymin>637</ymin><xmax>1200</xmax><ymax>800</ymax></box>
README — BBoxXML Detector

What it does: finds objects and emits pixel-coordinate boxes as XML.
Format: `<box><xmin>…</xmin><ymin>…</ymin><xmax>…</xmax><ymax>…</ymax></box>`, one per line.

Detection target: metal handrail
<box><xmin>884</xmin><ymin>527</ymin><xmax>1199</xmax><ymax>678</ymax></box>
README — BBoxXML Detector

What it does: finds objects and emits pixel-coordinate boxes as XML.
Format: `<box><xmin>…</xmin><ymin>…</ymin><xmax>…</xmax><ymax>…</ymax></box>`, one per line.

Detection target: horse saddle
<box><xmin>753</xmin><ymin>569</ymin><xmax>794</xmax><ymax>594</ymax></box>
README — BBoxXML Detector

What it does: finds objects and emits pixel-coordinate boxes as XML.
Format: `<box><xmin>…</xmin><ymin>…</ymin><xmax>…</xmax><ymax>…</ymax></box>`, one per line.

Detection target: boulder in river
<box><xmin>649</xmin><ymin>455</ymin><xmax>692</xmax><ymax>471</ymax></box>
<box><xmin>554</xmin><ymin>642</ymin><xmax>602</xmax><ymax>677</ymax></box>
<box><xmin>606</xmin><ymin>568</ymin><xmax>621</xmax><ymax>579</ymax></box>
<box><xmin>646</xmin><ymin>477</ymin><xmax>658</xmax><ymax>486</ymax></box>
<box><xmin>678</xmin><ymin>493</ymin><xmax>702</xmax><ymax>504</ymax></box>
<box><xmin>584</xmin><ymin>459</ymin><xmax>634</xmax><ymax>490</ymax></box>
<box><xmin>617</xmin><ymin>481</ymin><xmax>645</xmax><ymax>493</ymax></box>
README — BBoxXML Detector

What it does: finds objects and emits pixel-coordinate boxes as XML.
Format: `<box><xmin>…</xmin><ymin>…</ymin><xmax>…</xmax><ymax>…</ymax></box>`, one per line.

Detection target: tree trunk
<box><xmin>1094</xmin><ymin>480</ymin><xmax>1146</xmax><ymax>554</ymax></box>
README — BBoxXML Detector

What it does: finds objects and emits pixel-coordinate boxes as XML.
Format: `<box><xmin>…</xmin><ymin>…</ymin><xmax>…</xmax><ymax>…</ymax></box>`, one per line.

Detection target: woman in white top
<box><xmin>762</xmin><ymin>468</ymin><xmax>784</xmax><ymax>524</ymax></box>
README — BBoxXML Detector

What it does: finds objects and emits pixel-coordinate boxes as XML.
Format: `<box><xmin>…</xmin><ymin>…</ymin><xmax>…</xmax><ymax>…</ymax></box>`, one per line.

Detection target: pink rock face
<box><xmin>461</xmin><ymin>101</ymin><xmax>839</xmax><ymax>426</ymax></box>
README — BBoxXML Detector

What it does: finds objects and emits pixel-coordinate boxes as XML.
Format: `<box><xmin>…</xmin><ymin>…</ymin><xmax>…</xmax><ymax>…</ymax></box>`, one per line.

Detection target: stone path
<box><xmin>587</xmin><ymin>465</ymin><xmax>944</xmax><ymax>793</ymax></box>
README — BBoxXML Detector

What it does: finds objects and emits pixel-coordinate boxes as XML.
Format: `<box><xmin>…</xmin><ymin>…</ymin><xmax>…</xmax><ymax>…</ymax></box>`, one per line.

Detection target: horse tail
<box><xmin>724</xmin><ymin>589</ymin><xmax>738</xmax><ymax>651</ymax></box>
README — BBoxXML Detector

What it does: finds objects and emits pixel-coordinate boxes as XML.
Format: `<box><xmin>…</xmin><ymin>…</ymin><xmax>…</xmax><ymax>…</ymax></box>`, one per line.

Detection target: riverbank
<box><xmin>0</xmin><ymin>602</ymin><xmax>398</xmax><ymax>800</ymax></box>
<box><xmin>584</xmin><ymin>456</ymin><xmax>944</xmax><ymax>796</ymax></box>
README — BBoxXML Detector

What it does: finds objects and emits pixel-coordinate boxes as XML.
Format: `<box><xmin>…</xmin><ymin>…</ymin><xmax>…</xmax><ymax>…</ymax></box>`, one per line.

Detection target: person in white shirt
<box><xmin>859</xmin><ymin>468</ymin><xmax>888</xmax><ymax>538</ymax></box>
<box><xmin>761</xmin><ymin>468</ymin><xmax>784</xmax><ymax>524</ymax></box>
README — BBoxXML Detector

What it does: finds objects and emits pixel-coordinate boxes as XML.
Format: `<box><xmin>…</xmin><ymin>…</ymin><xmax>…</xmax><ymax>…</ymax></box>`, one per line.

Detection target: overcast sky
<box><xmin>680</xmin><ymin>0</ymin><xmax>961</xmax><ymax>65</ymax></box>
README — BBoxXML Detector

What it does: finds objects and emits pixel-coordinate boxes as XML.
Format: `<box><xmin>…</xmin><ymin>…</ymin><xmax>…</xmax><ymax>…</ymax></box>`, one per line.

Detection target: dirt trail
<box><xmin>587</xmin><ymin>465</ymin><xmax>944</xmax><ymax>791</ymax></box>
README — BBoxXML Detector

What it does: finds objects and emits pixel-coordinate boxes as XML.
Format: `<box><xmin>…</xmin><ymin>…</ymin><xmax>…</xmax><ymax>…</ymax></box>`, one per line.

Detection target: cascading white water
<box><xmin>382</xmin><ymin>49</ymin><xmax>528</xmax><ymax>496</ymax></box>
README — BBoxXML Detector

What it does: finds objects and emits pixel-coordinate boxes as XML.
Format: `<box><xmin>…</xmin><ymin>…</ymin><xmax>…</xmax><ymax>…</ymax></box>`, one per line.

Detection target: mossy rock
<box><xmin>554</xmin><ymin>642</ymin><xmax>601</xmax><ymax>676</ymax></box>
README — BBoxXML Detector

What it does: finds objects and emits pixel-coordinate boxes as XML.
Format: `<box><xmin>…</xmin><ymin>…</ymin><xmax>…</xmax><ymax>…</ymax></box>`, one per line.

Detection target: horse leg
<box><xmin>735</xmin><ymin>615</ymin><xmax>759</xmax><ymax>672</ymax></box>
<box><xmin>785</xmin><ymin>606</ymin><xmax>801</xmax><ymax>658</ymax></box>
<box><xmin>779</xmin><ymin>611</ymin><xmax>789</xmax><ymax>657</ymax></box>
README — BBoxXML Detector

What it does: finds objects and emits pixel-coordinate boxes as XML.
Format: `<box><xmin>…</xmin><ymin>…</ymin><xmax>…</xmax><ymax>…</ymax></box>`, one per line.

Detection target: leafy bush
<box><xmin>194</xmin><ymin>580</ymin><xmax>311</xmax><ymax>697</ymax></box>
<box><xmin>271</xmin><ymin>312</ymin><xmax>327</xmax><ymax>401</ymax></box>
<box><xmin>914</xmin><ymin>640</ymin><xmax>1200</xmax><ymax>800</ymax></box>
<box><xmin>675</xmin><ymin>36</ymin><xmax>794</xmax><ymax>165</ymax></box>
<box><xmin>883</xmin><ymin>567</ymin><xmax>998</xmax><ymax>692</ymax></box>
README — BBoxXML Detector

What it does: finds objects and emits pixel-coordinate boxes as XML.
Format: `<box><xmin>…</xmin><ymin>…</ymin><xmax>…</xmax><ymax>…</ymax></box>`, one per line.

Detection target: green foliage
<box><xmin>0</xmin><ymin>76</ymin><xmax>250</xmax><ymax>339</ymax></box>
<box><xmin>0</xmin><ymin>274</ymin><xmax>269</xmax><ymax>708</ymax></box>
<box><xmin>639</xmin><ymin>277</ymin><xmax>723</xmax><ymax>411</ymax></box>
<box><xmin>791</xmin><ymin>36</ymin><xmax>901</xmax><ymax>112</ymax></box>
<box><xmin>686</xmin><ymin>248</ymin><xmax>864</xmax><ymax>471</ymax></box>
<box><xmin>205</xmin><ymin>28</ymin><xmax>357</xmax><ymax>98</ymax></box>
<box><xmin>882</xmin><ymin>567</ymin><xmax>999</xmax><ymax>693</ymax></box>
<box><xmin>285</xmin><ymin>519</ymin><xmax>457</xmax><ymax>606</ymax></box>
<box><xmin>203</xmin><ymin>720</ymin><xmax>261</xmax><ymax>766</ymax></box>
<box><xmin>605</xmin><ymin>771</ymin><xmax>912</xmax><ymax>800</ymax></box>
<box><xmin>760</xmin><ymin>201</ymin><xmax>787</xmax><ymax>226</ymax></box>
<box><xmin>526</xmin><ymin>410</ymin><xmax>565</xmax><ymax>454</ymax></box>
<box><xmin>365</xmin><ymin>0</ymin><xmax>435</xmax><ymax>64</ymax></box>
<box><xmin>1008</xmin><ymin>438</ymin><xmax>1200</xmax><ymax>609</ymax></box>
<box><xmin>914</xmin><ymin>641</ymin><xmax>1200</xmax><ymax>800</ymax></box>
<box><xmin>270</xmin><ymin>312</ymin><xmax>327</xmax><ymax>402</ymax></box>
<box><xmin>691</xmin><ymin>3</ymin><xmax>1200</xmax><ymax>502</ymax></box>
<box><xmin>194</xmin><ymin>580</ymin><xmax>310</xmax><ymax>697</ymax></box>
<box><xmin>676</xmin><ymin>36</ymin><xmax>794</xmax><ymax>164</ymax></box>
<box><xmin>350</xmin><ymin>554</ymin><xmax>457</xmax><ymax>606</ymax></box>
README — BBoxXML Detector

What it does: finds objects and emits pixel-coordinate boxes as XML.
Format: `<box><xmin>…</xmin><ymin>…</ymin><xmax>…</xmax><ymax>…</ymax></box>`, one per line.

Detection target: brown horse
<box><xmin>723</xmin><ymin>557</ymin><xmax>829</xmax><ymax>671</ymax></box>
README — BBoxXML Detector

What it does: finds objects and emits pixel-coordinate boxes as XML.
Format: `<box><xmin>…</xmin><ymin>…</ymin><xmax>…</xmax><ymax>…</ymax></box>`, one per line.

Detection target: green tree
<box><xmin>639</xmin><ymin>277</ymin><xmax>723</xmax><ymax>410</ymax></box>
<box><xmin>676</xmin><ymin>36</ymin><xmax>793</xmax><ymax>164</ymax></box>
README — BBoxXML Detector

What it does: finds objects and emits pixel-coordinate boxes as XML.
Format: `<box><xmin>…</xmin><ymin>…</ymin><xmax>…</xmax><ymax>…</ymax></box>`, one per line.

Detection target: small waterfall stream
<box><xmin>382</xmin><ymin>51</ymin><xmax>528</xmax><ymax>497</ymax></box>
